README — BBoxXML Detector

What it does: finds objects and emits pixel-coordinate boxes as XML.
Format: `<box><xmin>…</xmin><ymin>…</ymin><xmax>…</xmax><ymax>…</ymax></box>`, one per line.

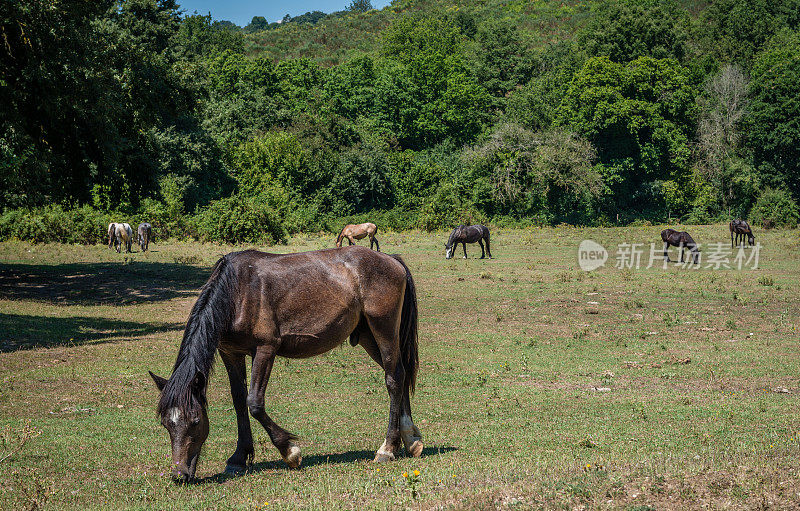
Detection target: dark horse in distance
<box><xmin>149</xmin><ymin>247</ymin><xmax>422</xmax><ymax>481</ymax></box>
<box><xmin>138</xmin><ymin>222</ymin><xmax>152</xmax><ymax>252</ymax></box>
<box><xmin>661</xmin><ymin>228</ymin><xmax>700</xmax><ymax>264</ymax></box>
<box><xmin>445</xmin><ymin>225</ymin><xmax>492</xmax><ymax>259</ymax></box>
<box><xmin>729</xmin><ymin>219</ymin><xmax>755</xmax><ymax>248</ymax></box>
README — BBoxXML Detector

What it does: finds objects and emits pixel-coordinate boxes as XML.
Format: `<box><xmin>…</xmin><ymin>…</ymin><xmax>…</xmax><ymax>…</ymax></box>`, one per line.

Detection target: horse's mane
<box><xmin>446</xmin><ymin>226</ymin><xmax>464</xmax><ymax>247</ymax></box>
<box><xmin>157</xmin><ymin>255</ymin><xmax>237</xmax><ymax>416</ymax></box>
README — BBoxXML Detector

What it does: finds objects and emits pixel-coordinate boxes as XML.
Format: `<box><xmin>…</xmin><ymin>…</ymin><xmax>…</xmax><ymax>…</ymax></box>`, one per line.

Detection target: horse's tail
<box><xmin>159</xmin><ymin>255</ymin><xmax>237</xmax><ymax>414</ymax></box>
<box><xmin>390</xmin><ymin>255</ymin><xmax>419</xmax><ymax>396</ymax></box>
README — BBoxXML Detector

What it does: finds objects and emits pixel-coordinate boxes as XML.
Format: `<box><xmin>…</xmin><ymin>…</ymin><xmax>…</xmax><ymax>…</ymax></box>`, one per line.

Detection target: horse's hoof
<box><xmin>373</xmin><ymin>451</ymin><xmax>395</xmax><ymax>463</ymax></box>
<box><xmin>404</xmin><ymin>440</ymin><xmax>423</xmax><ymax>458</ymax></box>
<box><xmin>282</xmin><ymin>443</ymin><xmax>302</xmax><ymax>469</ymax></box>
<box><xmin>224</xmin><ymin>463</ymin><xmax>247</xmax><ymax>475</ymax></box>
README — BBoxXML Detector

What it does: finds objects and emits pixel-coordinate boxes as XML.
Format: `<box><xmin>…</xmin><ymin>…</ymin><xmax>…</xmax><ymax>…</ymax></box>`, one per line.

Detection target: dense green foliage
<box><xmin>2</xmin><ymin>0</ymin><xmax>800</xmax><ymax>243</ymax></box>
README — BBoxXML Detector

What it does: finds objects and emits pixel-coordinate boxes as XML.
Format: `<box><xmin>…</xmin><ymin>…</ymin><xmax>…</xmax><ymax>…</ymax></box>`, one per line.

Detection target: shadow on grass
<box><xmin>0</xmin><ymin>261</ymin><xmax>210</xmax><ymax>305</ymax></box>
<box><xmin>199</xmin><ymin>446</ymin><xmax>458</xmax><ymax>484</ymax></box>
<box><xmin>0</xmin><ymin>312</ymin><xmax>183</xmax><ymax>352</ymax></box>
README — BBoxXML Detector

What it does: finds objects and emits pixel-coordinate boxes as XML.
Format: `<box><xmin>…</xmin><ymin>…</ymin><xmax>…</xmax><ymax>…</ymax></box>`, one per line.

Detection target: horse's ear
<box><xmin>149</xmin><ymin>371</ymin><xmax>167</xmax><ymax>391</ymax></box>
<box><xmin>191</xmin><ymin>372</ymin><xmax>207</xmax><ymax>396</ymax></box>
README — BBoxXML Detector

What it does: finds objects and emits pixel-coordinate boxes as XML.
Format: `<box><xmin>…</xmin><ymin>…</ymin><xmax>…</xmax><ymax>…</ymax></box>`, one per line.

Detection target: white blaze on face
<box><xmin>168</xmin><ymin>407</ymin><xmax>181</xmax><ymax>425</ymax></box>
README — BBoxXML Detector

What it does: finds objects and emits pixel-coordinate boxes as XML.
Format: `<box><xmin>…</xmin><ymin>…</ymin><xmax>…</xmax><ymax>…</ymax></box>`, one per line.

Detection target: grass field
<box><xmin>1</xmin><ymin>225</ymin><xmax>799</xmax><ymax>510</ymax></box>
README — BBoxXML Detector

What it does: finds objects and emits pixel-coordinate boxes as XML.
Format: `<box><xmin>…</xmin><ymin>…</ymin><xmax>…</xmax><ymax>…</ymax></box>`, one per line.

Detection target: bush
<box><xmin>749</xmin><ymin>188</ymin><xmax>800</xmax><ymax>228</ymax></box>
<box><xmin>0</xmin><ymin>205</ymin><xmax>111</xmax><ymax>244</ymax></box>
<box><xmin>195</xmin><ymin>194</ymin><xmax>287</xmax><ymax>245</ymax></box>
<box><xmin>417</xmin><ymin>182</ymin><xmax>486</xmax><ymax>232</ymax></box>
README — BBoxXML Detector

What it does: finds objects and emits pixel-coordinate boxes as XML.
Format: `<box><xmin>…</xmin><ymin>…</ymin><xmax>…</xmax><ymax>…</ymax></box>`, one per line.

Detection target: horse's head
<box><xmin>445</xmin><ymin>243</ymin><xmax>453</xmax><ymax>259</ymax></box>
<box><xmin>150</xmin><ymin>371</ymin><xmax>209</xmax><ymax>482</ymax></box>
<box><xmin>748</xmin><ymin>233</ymin><xmax>755</xmax><ymax>246</ymax></box>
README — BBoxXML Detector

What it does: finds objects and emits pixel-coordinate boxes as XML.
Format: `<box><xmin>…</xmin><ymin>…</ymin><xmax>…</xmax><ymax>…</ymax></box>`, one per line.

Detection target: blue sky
<box><xmin>177</xmin><ymin>0</ymin><xmax>393</xmax><ymax>26</ymax></box>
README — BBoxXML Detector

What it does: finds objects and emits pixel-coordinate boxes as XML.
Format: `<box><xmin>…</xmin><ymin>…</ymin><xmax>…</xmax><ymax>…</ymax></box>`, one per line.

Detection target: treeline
<box><xmin>1</xmin><ymin>0</ymin><xmax>799</xmax><ymax>245</ymax></box>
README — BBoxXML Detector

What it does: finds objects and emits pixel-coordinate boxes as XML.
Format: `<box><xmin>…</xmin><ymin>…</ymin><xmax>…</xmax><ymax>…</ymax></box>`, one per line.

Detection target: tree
<box><xmin>745</xmin><ymin>31</ymin><xmax>800</xmax><ymax>199</ymax></box>
<box><xmin>470</xmin><ymin>19</ymin><xmax>532</xmax><ymax>102</ymax></box>
<box><xmin>463</xmin><ymin>124</ymin><xmax>601</xmax><ymax>221</ymax></box>
<box><xmin>699</xmin><ymin>0</ymin><xmax>800</xmax><ymax>67</ymax></box>
<box><xmin>376</xmin><ymin>15</ymin><xmax>491</xmax><ymax>149</ymax></box>
<box><xmin>245</xmin><ymin>16</ymin><xmax>270</xmax><ymax>32</ymax></box>
<box><xmin>697</xmin><ymin>64</ymin><xmax>753</xmax><ymax>214</ymax></box>
<box><xmin>347</xmin><ymin>0</ymin><xmax>373</xmax><ymax>13</ymax></box>
<box><xmin>556</xmin><ymin>56</ymin><xmax>699</xmax><ymax>218</ymax></box>
<box><xmin>579</xmin><ymin>0</ymin><xmax>689</xmax><ymax>63</ymax></box>
<box><xmin>174</xmin><ymin>13</ymin><xmax>244</xmax><ymax>60</ymax></box>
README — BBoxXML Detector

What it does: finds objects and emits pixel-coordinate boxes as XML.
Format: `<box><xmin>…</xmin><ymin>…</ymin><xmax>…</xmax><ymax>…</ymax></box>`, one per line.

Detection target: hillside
<box><xmin>3</xmin><ymin>0</ymin><xmax>800</xmax><ymax>243</ymax></box>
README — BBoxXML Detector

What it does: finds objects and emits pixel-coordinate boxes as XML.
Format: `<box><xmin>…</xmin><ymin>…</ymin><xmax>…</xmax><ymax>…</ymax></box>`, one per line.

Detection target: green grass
<box><xmin>1</xmin><ymin>225</ymin><xmax>799</xmax><ymax>509</ymax></box>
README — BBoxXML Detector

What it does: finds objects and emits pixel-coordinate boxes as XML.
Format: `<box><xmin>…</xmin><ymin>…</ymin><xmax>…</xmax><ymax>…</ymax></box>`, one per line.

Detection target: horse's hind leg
<box><xmin>485</xmin><ymin>237</ymin><xmax>492</xmax><ymax>258</ymax></box>
<box><xmin>478</xmin><ymin>239</ymin><xmax>485</xmax><ymax>259</ymax></box>
<box><xmin>400</xmin><ymin>391</ymin><xmax>423</xmax><ymax>457</ymax></box>
<box><xmin>371</xmin><ymin>235</ymin><xmax>380</xmax><ymax>252</ymax></box>
<box><xmin>247</xmin><ymin>346</ymin><xmax>302</xmax><ymax>468</ymax></box>
<box><xmin>220</xmin><ymin>351</ymin><xmax>254</xmax><ymax>473</ymax></box>
<box><xmin>462</xmin><ymin>242</ymin><xmax>468</xmax><ymax>259</ymax></box>
<box><xmin>367</xmin><ymin>319</ymin><xmax>405</xmax><ymax>462</ymax></box>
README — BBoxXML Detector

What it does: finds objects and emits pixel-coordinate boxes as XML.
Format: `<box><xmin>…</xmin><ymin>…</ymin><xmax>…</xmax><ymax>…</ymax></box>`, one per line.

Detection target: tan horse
<box><xmin>335</xmin><ymin>222</ymin><xmax>380</xmax><ymax>251</ymax></box>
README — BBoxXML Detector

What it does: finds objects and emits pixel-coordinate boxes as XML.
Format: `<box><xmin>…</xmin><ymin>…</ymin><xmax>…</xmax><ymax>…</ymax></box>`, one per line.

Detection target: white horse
<box><xmin>108</xmin><ymin>222</ymin><xmax>133</xmax><ymax>253</ymax></box>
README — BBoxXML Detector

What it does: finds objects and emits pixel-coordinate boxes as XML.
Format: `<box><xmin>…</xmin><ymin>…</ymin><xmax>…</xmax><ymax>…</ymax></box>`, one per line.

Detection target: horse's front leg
<box><xmin>220</xmin><ymin>350</ymin><xmax>254</xmax><ymax>473</ymax></box>
<box><xmin>462</xmin><ymin>242</ymin><xmax>468</xmax><ymax>259</ymax></box>
<box><xmin>663</xmin><ymin>242</ymin><xmax>671</xmax><ymax>262</ymax></box>
<box><xmin>247</xmin><ymin>345</ymin><xmax>301</xmax><ymax>468</ymax></box>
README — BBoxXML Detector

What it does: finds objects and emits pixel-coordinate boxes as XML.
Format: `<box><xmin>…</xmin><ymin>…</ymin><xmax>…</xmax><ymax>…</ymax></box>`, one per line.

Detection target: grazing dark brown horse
<box><xmin>138</xmin><ymin>223</ymin><xmax>152</xmax><ymax>252</ymax></box>
<box><xmin>445</xmin><ymin>225</ymin><xmax>491</xmax><ymax>259</ymax></box>
<box><xmin>730</xmin><ymin>219</ymin><xmax>755</xmax><ymax>248</ymax></box>
<box><xmin>149</xmin><ymin>247</ymin><xmax>422</xmax><ymax>481</ymax></box>
<box><xmin>335</xmin><ymin>222</ymin><xmax>380</xmax><ymax>251</ymax></box>
<box><xmin>661</xmin><ymin>228</ymin><xmax>700</xmax><ymax>264</ymax></box>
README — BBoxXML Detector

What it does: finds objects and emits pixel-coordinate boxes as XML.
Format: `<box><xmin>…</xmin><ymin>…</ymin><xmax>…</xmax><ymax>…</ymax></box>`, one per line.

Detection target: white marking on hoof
<box><xmin>400</xmin><ymin>416</ymin><xmax>423</xmax><ymax>457</ymax></box>
<box><xmin>374</xmin><ymin>440</ymin><xmax>395</xmax><ymax>462</ymax></box>
<box><xmin>284</xmin><ymin>443</ymin><xmax>302</xmax><ymax>469</ymax></box>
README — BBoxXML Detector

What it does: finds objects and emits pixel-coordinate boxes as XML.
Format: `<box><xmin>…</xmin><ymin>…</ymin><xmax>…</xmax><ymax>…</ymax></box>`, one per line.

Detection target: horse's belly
<box><xmin>276</xmin><ymin>311</ymin><xmax>360</xmax><ymax>358</ymax></box>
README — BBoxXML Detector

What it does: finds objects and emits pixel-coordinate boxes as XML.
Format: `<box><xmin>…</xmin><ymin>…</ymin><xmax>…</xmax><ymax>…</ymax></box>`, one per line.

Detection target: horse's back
<box><xmin>224</xmin><ymin>247</ymin><xmax>405</xmax><ymax>355</ymax></box>
<box><xmin>227</xmin><ymin>247</ymin><xmax>404</xmax><ymax>294</ymax></box>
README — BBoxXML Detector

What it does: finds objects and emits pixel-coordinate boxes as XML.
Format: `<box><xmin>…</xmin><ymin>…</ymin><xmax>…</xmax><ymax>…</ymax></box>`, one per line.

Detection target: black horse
<box><xmin>138</xmin><ymin>223</ymin><xmax>152</xmax><ymax>252</ymax></box>
<box><xmin>445</xmin><ymin>225</ymin><xmax>491</xmax><ymax>259</ymax></box>
<box><xmin>729</xmin><ymin>219</ymin><xmax>755</xmax><ymax>248</ymax></box>
<box><xmin>661</xmin><ymin>228</ymin><xmax>700</xmax><ymax>264</ymax></box>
